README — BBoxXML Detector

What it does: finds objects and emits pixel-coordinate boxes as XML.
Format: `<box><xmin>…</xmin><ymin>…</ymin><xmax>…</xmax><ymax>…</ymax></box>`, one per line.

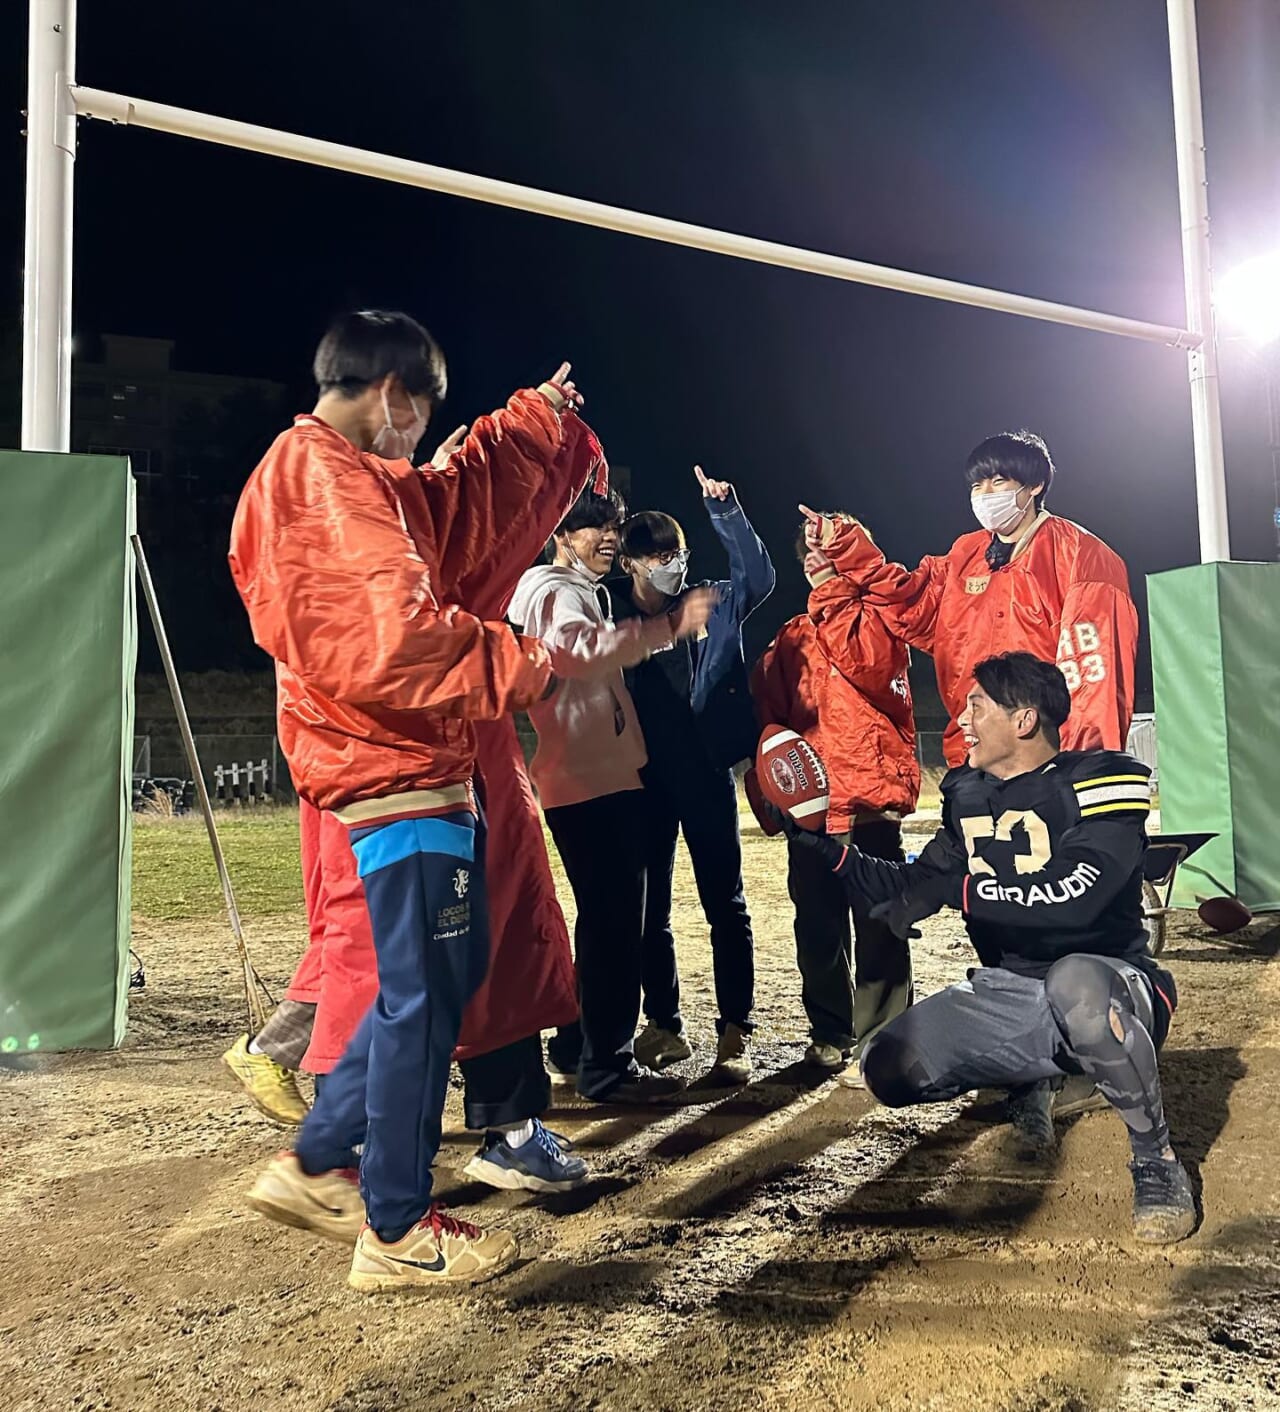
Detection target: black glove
<box><xmin>869</xmin><ymin>890</ymin><xmax>943</xmax><ymax>942</ymax></box>
<box><xmin>775</xmin><ymin>810</ymin><xmax>844</xmax><ymax>868</ymax></box>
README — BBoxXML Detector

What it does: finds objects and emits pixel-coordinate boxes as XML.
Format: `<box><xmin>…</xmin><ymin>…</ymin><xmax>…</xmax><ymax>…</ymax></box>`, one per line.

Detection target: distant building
<box><xmin>72</xmin><ymin>334</ymin><xmax>283</xmax><ymax>493</ymax></box>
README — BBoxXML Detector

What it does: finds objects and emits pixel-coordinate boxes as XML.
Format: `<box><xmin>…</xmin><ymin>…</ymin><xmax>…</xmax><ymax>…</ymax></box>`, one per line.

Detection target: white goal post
<box><xmin>21</xmin><ymin>0</ymin><xmax>1230</xmax><ymax>561</ymax></box>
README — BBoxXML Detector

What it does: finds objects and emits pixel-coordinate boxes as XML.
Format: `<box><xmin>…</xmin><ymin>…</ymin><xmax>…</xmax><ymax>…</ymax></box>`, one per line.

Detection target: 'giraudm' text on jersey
<box><xmin>831</xmin><ymin>750</ymin><xmax>1153</xmax><ymax>981</ymax></box>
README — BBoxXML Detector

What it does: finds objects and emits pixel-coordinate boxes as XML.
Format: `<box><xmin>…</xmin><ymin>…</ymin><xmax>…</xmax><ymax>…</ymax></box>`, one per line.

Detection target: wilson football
<box><xmin>755</xmin><ymin>726</ymin><xmax>829</xmax><ymax>833</ymax></box>
<box><xmin>1197</xmin><ymin>895</ymin><xmax>1252</xmax><ymax>935</ymax></box>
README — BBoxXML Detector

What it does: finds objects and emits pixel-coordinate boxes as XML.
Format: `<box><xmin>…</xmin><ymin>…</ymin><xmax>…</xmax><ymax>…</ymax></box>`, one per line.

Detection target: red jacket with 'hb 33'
<box><xmin>838</xmin><ymin>513</ymin><xmax>1138</xmax><ymax>768</ymax></box>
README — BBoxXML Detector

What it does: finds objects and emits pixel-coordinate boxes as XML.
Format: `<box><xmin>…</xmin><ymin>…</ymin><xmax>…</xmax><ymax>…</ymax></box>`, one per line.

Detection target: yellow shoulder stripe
<box><xmin>1074</xmin><ymin>775</ymin><xmax>1148</xmax><ymax>790</ymax></box>
<box><xmin>1081</xmin><ymin>801</ymin><xmax>1151</xmax><ymax>817</ymax></box>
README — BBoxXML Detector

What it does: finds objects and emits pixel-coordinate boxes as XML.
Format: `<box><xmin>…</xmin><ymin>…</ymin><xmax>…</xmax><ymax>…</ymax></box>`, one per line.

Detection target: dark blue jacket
<box><xmin>610</xmin><ymin>489</ymin><xmax>775</xmax><ymax>773</ymax></box>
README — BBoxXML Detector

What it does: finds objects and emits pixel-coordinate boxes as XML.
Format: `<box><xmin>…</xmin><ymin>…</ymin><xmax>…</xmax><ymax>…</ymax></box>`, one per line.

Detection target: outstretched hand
<box><xmin>797</xmin><ymin>503</ymin><xmax>833</xmax><ymax>550</ymax></box>
<box><xmin>545</xmin><ymin>361</ymin><xmax>584</xmax><ymax>410</ymax></box>
<box><xmin>694</xmin><ymin>464</ymin><xmax>732</xmax><ymax>501</ymax></box>
<box><xmin>763</xmin><ymin>799</ymin><xmax>800</xmax><ymax>839</ymax></box>
<box><xmin>869</xmin><ymin>894</ymin><xmax>936</xmax><ymax>942</ymax></box>
<box><xmin>430</xmin><ymin>424</ymin><xmax>469</xmax><ymax>470</ymax></box>
<box><xmin>668</xmin><ymin>585</ymin><xmax>718</xmax><ymax>639</ymax></box>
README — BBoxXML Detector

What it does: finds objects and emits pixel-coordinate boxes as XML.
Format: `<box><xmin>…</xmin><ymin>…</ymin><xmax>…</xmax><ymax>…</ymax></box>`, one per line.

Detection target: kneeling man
<box><xmin>774</xmin><ymin>651</ymin><xmax>1194</xmax><ymax>1244</ymax></box>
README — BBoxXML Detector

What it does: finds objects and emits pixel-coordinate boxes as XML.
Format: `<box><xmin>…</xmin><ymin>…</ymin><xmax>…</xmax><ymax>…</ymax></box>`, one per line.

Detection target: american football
<box><xmin>1197</xmin><ymin>895</ymin><xmax>1253</xmax><ymax>935</ymax></box>
<box><xmin>755</xmin><ymin>726</ymin><xmax>829</xmax><ymax>832</ymax></box>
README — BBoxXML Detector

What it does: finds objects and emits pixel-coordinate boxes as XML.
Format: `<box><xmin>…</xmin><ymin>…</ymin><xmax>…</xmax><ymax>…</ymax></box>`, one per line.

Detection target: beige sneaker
<box><xmin>634</xmin><ymin>1022</ymin><xmax>693</xmax><ymax>1071</ymax></box>
<box><xmin>711</xmin><ymin>1023</ymin><xmax>752</xmax><ymax>1085</ymax></box>
<box><xmin>222</xmin><ymin>1034</ymin><xmax>309</xmax><ymax>1126</ymax></box>
<box><xmin>348</xmin><ymin>1204</ymin><xmax>518</xmax><ymax>1293</ymax></box>
<box><xmin>805</xmin><ymin>1041</ymin><xmax>852</xmax><ymax>1071</ymax></box>
<box><xmin>248</xmin><ymin>1151</ymin><xmax>365</xmax><ymax>1243</ymax></box>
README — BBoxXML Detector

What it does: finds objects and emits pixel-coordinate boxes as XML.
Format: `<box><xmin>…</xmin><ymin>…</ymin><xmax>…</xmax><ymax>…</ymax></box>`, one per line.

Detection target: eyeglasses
<box><xmin>651</xmin><ymin>548</ymin><xmax>690</xmax><ymax>568</ymax></box>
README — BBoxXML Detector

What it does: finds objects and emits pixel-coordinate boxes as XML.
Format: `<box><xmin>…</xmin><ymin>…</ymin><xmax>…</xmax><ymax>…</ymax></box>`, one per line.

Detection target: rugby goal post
<box><xmin>24</xmin><ymin>0</ymin><xmax>1229</xmax><ymax>560</ymax></box>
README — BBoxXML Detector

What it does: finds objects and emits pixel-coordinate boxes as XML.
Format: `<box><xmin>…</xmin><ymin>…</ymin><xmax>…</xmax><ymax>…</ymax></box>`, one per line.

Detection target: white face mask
<box><xmin>563</xmin><ymin>538</ymin><xmax>608</xmax><ymax>583</ymax></box>
<box><xmin>645</xmin><ymin>552</ymin><xmax>689</xmax><ymax>597</ymax></box>
<box><xmin>371</xmin><ymin>387</ymin><xmax>428</xmax><ymax>460</ymax></box>
<box><xmin>971</xmin><ymin>486</ymin><xmax>1030</xmax><ymax>535</ymax></box>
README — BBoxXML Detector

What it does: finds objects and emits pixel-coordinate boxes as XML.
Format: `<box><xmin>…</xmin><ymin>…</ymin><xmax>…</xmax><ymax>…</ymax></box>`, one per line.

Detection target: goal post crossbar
<box><xmin>70</xmin><ymin>84</ymin><xmax>1201</xmax><ymax>353</ymax></box>
<box><xmin>22</xmin><ymin>0</ymin><xmax>1230</xmax><ymax>560</ymax></box>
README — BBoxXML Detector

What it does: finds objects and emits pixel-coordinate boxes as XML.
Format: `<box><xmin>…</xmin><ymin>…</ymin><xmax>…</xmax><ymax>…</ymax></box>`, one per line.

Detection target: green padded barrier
<box><xmin>0</xmin><ymin>451</ymin><xmax>136</xmax><ymax>1051</ymax></box>
<box><xmin>1148</xmin><ymin>561</ymin><xmax>1280</xmax><ymax>911</ymax></box>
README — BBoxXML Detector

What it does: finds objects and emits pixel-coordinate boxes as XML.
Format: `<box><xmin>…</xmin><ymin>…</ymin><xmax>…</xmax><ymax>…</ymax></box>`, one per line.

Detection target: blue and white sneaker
<box><xmin>463</xmin><ymin>1119</ymin><xmax>589</xmax><ymax>1193</ymax></box>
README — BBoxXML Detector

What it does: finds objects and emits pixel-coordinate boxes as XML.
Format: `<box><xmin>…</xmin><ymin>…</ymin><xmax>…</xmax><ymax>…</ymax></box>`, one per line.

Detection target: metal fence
<box><xmin>132</xmin><ymin>732</ymin><xmax>296</xmax><ymax>808</ymax></box>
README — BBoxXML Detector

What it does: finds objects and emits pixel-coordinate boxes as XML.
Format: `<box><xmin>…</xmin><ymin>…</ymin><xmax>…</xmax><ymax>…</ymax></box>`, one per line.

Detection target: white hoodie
<box><xmin>508</xmin><ymin>562</ymin><xmax>676</xmax><ymax>809</ymax></box>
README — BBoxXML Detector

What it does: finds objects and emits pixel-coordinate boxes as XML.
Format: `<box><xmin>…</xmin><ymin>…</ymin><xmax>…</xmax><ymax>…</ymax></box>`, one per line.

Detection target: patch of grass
<box><xmin>133</xmin><ymin>808</ymin><xmax>304</xmax><ymax>922</ymax></box>
<box><xmin>133</xmin><ymin>777</ymin><xmax>947</xmax><ymax>927</ymax></box>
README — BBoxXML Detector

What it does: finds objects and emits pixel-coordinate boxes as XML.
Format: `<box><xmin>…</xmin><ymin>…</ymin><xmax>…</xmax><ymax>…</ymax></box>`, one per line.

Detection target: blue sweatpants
<box><xmin>294</xmin><ymin>811</ymin><xmax>489</xmax><ymax>1241</ymax></box>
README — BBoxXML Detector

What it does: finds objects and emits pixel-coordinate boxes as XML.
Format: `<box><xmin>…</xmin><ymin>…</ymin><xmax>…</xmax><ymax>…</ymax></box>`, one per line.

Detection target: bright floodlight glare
<box><xmin>1217</xmin><ymin>252</ymin><xmax>1280</xmax><ymax>347</ymax></box>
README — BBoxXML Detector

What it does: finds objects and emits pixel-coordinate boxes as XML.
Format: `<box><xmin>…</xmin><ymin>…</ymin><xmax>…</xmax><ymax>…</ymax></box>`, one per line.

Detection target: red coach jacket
<box><xmin>229</xmin><ymin>392</ymin><xmax>568</xmax><ymax>815</ymax></box>
<box><xmin>751</xmin><ymin>524</ymin><xmax>920</xmax><ymax>832</ymax></box>
<box><xmin>278</xmin><ymin>405</ymin><xmax>604</xmax><ymax>1068</ymax></box>
<box><xmin>836</xmin><ymin>512</ymin><xmax>1138</xmax><ymax>768</ymax></box>
<box><xmin>394</xmin><ymin>414</ymin><xmax>602</xmax><ymax>1058</ymax></box>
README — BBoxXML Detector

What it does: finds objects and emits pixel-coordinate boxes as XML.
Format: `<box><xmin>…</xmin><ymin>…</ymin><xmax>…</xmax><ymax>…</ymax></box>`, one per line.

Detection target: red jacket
<box><xmin>406</xmin><ymin>408</ymin><xmax>598</xmax><ymax>1059</ymax></box>
<box><xmin>751</xmin><ymin>523</ymin><xmax>920</xmax><ymax>832</ymax></box>
<box><xmin>229</xmin><ymin>393</ymin><xmax>568</xmax><ymax>813</ymax></box>
<box><xmin>841</xmin><ymin>513</ymin><xmax>1138</xmax><ymax>768</ymax></box>
<box><xmin>279</xmin><ymin>406</ymin><xmax>603</xmax><ymax>1068</ymax></box>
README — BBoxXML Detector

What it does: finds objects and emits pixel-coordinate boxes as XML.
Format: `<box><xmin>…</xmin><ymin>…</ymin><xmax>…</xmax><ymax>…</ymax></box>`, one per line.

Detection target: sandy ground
<box><xmin>4</xmin><ymin>822</ymin><xmax>1280</xmax><ymax>1412</ymax></box>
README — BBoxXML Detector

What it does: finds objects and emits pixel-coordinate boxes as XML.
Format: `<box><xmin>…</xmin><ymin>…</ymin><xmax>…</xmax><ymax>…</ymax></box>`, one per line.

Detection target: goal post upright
<box><xmin>22</xmin><ymin>0</ymin><xmax>76</xmax><ymax>454</ymax></box>
<box><xmin>1167</xmin><ymin>0</ymin><xmax>1231</xmax><ymax>563</ymax></box>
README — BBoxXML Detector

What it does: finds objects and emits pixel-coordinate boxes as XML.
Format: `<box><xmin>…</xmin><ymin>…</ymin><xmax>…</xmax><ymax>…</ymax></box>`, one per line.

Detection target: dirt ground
<box><xmin>4</xmin><ymin>819</ymin><xmax>1280</xmax><ymax>1412</ymax></box>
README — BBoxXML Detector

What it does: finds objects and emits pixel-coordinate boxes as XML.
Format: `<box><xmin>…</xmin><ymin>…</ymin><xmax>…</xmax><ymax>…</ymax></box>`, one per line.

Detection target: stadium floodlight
<box><xmin>1216</xmin><ymin>253</ymin><xmax>1280</xmax><ymax>349</ymax></box>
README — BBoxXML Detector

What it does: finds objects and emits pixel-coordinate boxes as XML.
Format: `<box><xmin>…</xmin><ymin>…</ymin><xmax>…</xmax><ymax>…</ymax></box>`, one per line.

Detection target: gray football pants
<box><xmin>860</xmin><ymin>954</ymin><xmax>1171</xmax><ymax>1160</ymax></box>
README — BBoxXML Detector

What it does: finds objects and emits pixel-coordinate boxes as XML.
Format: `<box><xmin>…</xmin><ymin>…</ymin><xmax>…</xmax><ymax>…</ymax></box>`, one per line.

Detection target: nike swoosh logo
<box><xmin>303</xmin><ymin>1192</ymin><xmax>353</xmax><ymax>1217</ymax></box>
<box><xmin>386</xmin><ymin>1252</ymin><xmax>446</xmax><ymax>1272</ymax></box>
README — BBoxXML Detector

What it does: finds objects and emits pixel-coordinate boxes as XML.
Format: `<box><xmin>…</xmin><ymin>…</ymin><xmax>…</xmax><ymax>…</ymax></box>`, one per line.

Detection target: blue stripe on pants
<box><xmin>294</xmin><ymin>810</ymin><xmax>488</xmax><ymax>1240</ymax></box>
<box><xmin>350</xmin><ymin>816</ymin><xmax>475</xmax><ymax>875</ymax></box>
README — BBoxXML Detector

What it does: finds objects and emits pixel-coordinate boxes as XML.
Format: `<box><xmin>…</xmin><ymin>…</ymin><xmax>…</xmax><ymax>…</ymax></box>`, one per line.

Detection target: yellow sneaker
<box><xmin>222</xmin><ymin>1033</ymin><xmax>309</xmax><ymax>1126</ymax></box>
<box><xmin>248</xmin><ymin>1151</ymin><xmax>365</xmax><ymax>1243</ymax></box>
<box><xmin>348</xmin><ymin>1204</ymin><xmax>518</xmax><ymax>1293</ymax></box>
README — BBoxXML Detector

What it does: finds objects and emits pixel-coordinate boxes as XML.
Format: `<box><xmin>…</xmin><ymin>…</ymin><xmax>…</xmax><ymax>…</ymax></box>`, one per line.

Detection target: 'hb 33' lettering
<box><xmin>1057</xmin><ymin>622</ymin><xmax>1106</xmax><ymax>692</ymax></box>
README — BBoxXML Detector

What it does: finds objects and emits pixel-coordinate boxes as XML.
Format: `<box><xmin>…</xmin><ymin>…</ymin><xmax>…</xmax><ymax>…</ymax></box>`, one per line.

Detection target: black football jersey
<box><xmin>830</xmin><ymin>750</ymin><xmax>1153</xmax><ymax>978</ymax></box>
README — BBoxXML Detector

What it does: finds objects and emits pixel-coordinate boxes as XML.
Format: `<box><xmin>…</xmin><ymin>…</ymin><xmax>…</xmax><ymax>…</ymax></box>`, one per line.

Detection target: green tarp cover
<box><xmin>0</xmin><ymin>451</ymin><xmax>135</xmax><ymax>1051</ymax></box>
<box><xmin>1148</xmin><ymin>561</ymin><xmax>1280</xmax><ymax>911</ymax></box>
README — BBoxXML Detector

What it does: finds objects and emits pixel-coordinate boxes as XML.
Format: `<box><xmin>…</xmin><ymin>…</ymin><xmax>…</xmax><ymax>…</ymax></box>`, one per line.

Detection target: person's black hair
<box><xmin>620</xmin><ymin>511</ymin><xmax>685</xmax><ymax>561</ymax></box>
<box><xmin>545</xmin><ymin>487</ymin><xmax>627</xmax><ymax>559</ymax></box>
<box><xmin>964</xmin><ymin>430</ymin><xmax>1054</xmax><ymax>509</ymax></box>
<box><xmin>313</xmin><ymin>310</ymin><xmax>447</xmax><ymax>402</ymax></box>
<box><xmin>973</xmin><ymin>652</ymin><xmax>1071</xmax><ymax>747</ymax></box>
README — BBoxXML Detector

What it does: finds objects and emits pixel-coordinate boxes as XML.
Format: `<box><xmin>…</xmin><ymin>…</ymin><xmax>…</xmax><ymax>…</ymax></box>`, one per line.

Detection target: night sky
<box><xmin>3</xmin><ymin>2</ymin><xmax>1279</xmax><ymax>701</ymax></box>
